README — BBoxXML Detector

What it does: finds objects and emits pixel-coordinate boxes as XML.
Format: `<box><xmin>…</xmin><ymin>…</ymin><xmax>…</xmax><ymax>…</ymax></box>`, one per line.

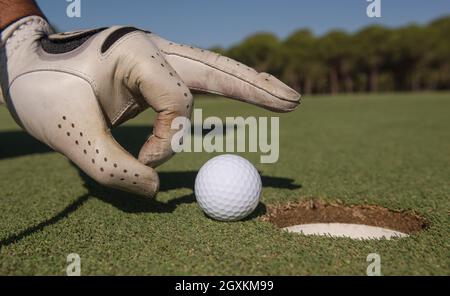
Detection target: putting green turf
<box><xmin>0</xmin><ymin>92</ymin><xmax>449</xmax><ymax>275</ymax></box>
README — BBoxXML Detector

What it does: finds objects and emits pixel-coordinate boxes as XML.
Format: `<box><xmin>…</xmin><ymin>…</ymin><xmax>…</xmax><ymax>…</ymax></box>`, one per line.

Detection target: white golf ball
<box><xmin>195</xmin><ymin>154</ymin><xmax>262</xmax><ymax>221</ymax></box>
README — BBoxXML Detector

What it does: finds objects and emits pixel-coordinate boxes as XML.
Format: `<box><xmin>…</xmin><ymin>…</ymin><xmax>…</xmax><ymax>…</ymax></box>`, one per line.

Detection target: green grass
<box><xmin>0</xmin><ymin>92</ymin><xmax>449</xmax><ymax>275</ymax></box>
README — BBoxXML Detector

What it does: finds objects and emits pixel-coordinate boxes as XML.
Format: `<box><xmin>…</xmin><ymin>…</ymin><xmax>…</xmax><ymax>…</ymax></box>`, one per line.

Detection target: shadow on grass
<box><xmin>0</xmin><ymin>131</ymin><xmax>51</xmax><ymax>159</ymax></box>
<box><xmin>78</xmin><ymin>168</ymin><xmax>198</xmax><ymax>214</ymax></box>
<box><xmin>0</xmin><ymin>194</ymin><xmax>90</xmax><ymax>248</ymax></box>
<box><xmin>76</xmin><ymin>169</ymin><xmax>299</xmax><ymax>214</ymax></box>
<box><xmin>0</xmin><ymin>127</ymin><xmax>301</xmax><ymax>248</ymax></box>
<box><xmin>158</xmin><ymin>171</ymin><xmax>301</xmax><ymax>192</ymax></box>
<box><xmin>0</xmin><ymin>124</ymin><xmax>244</xmax><ymax>159</ymax></box>
<box><xmin>0</xmin><ymin>127</ymin><xmax>151</xmax><ymax>160</ymax></box>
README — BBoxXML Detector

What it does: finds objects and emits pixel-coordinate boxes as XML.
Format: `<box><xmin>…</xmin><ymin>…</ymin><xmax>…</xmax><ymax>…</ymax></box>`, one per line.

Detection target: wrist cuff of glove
<box><xmin>1</xmin><ymin>16</ymin><xmax>53</xmax><ymax>48</ymax></box>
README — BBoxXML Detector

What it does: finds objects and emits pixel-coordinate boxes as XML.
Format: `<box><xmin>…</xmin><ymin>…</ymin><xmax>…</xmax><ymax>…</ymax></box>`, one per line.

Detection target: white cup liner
<box><xmin>283</xmin><ymin>223</ymin><xmax>408</xmax><ymax>240</ymax></box>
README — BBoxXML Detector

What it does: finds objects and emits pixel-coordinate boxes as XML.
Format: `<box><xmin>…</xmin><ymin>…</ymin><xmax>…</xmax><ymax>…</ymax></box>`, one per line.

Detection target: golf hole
<box><xmin>262</xmin><ymin>200</ymin><xmax>427</xmax><ymax>240</ymax></box>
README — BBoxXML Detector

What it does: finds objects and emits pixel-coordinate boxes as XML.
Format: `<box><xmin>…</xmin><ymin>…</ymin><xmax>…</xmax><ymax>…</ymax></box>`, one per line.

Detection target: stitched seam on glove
<box><xmin>160</xmin><ymin>51</ymin><xmax>299</xmax><ymax>103</ymax></box>
<box><xmin>1</xmin><ymin>16</ymin><xmax>51</xmax><ymax>46</ymax></box>
<box><xmin>99</xmin><ymin>30</ymin><xmax>146</xmax><ymax>60</ymax></box>
<box><xmin>189</xmin><ymin>86</ymin><xmax>300</xmax><ymax>111</ymax></box>
<box><xmin>8</xmin><ymin>68</ymin><xmax>97</xmax><ymax>99</ymax></box>
<box><xmin>111</xmin><ymin>99</ymin><xmax>136</xmax><ymax>125</ymax></box>
<box><xmin>97</xmin><ymin>30</ymin><xmax>146</xmax><ymax>125</ymax></box>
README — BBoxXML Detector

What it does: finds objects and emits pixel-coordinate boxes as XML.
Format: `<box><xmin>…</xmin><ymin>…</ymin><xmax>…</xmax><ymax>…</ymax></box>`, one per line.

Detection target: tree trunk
<box><xmin>411</xmin><ymin>71</ymin><xmax>421</xmax><ymax>91</ymax></box>
<box><xmin>292</xmin><ymin>79</ymin><xmax>301</xmax><ymax>93</ymax></box>
<box><xmin>343</xmin><ymin>75</ymin><xmax>354</xmax><ymax>93</ymax></box>
<box><xmin>330</xmin><ymin>67</ymin><xmax>339</xmax><ymax>94</ymax></box>
<box><xmin>304</xmin><ymin>77</ymin><xmax>312</xmax><ymax>94</ymax></box>
<box><xmin>368</xmin><ymin>67</ymin><xmax>379</xmax><ymax>92</ymax></box>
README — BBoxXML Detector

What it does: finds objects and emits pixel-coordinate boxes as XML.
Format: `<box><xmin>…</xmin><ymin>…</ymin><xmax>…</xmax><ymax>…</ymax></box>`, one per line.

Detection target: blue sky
<box><xmin>36</xmin><ymin>0</ymin><xmax>450</xmax><ymax>48</ymax></box>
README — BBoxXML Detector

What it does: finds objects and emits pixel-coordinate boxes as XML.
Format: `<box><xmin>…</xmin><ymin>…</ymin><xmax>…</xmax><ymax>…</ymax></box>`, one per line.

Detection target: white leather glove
<box><xmin>0</xmin><ymin>16</ymin><xmax>300</xmax><ymax>197</ymax></box>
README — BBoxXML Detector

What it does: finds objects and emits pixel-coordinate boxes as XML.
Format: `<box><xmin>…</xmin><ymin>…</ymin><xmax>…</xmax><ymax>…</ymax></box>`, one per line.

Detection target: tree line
<box><xmin>212</xmin><ymin>16</ymin><xmax>450</xmax><ymax>94</ymax></box>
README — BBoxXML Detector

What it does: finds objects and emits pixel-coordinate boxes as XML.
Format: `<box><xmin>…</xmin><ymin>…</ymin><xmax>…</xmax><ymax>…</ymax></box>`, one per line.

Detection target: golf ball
<box><xmin>195</xmin><ymin>154</ymin><xmax>262</xmax><ymax>221</ymax></box>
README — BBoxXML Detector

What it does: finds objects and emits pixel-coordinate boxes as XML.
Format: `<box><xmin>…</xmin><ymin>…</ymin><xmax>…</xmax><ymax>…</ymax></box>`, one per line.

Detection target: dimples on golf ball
<box><xmin>195</xmin><ymin>154</ymin><xmax>262</xmax><ymax>221</ymax></box>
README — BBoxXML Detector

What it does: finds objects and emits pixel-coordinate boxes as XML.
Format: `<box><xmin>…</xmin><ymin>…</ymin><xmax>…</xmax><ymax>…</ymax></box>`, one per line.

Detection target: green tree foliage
<box><xmin>283</xmin><ymin>29</ymin><xmax>325</xmax><ymax>94</ymax></box>
<box><xmin>219</xmin><ymin>15</ymin><xmax>450</xmax><ymax>94</ymax></box>
<box><xmin>354</xmin><ymin>25</ymin><xmax>391</xmax><ymax>92</ymax></box>
<box><xmin>386</xmin><ymin>25</ymin><xmax>429</xmax><ymax>91</ymax></box>
<box><xmin>317</xmin><ymin>31</ymin><xmax>356</xmax><ymax>94</ymax></box>
<box><xmin>227</xmin><ymin>33</ymin><xmax>283</xmax><ymax>75</ymax></box>
<box><xmin>424</xmin><ymin>17</ymin><xmax>450</xmax><ymax>90</ymax></box>
<box><xmin>209</xmin><ymin>46</ymin><xmax>227</xmax><ymax>55</ymax></box>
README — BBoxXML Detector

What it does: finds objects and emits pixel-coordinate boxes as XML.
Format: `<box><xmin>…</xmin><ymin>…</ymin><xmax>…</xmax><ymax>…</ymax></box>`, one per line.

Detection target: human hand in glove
<box><xmin>0</xmin><ymin>6</ymin><xmax>300</xmax><ymax>197</ymax></box>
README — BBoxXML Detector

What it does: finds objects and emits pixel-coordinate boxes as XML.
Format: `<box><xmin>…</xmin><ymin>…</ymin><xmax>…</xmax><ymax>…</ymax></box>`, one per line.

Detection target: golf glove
<box><xmin>0</xmin><ymin>16</ymin><xmax>300</xmax><ymax>197</ymax></box>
